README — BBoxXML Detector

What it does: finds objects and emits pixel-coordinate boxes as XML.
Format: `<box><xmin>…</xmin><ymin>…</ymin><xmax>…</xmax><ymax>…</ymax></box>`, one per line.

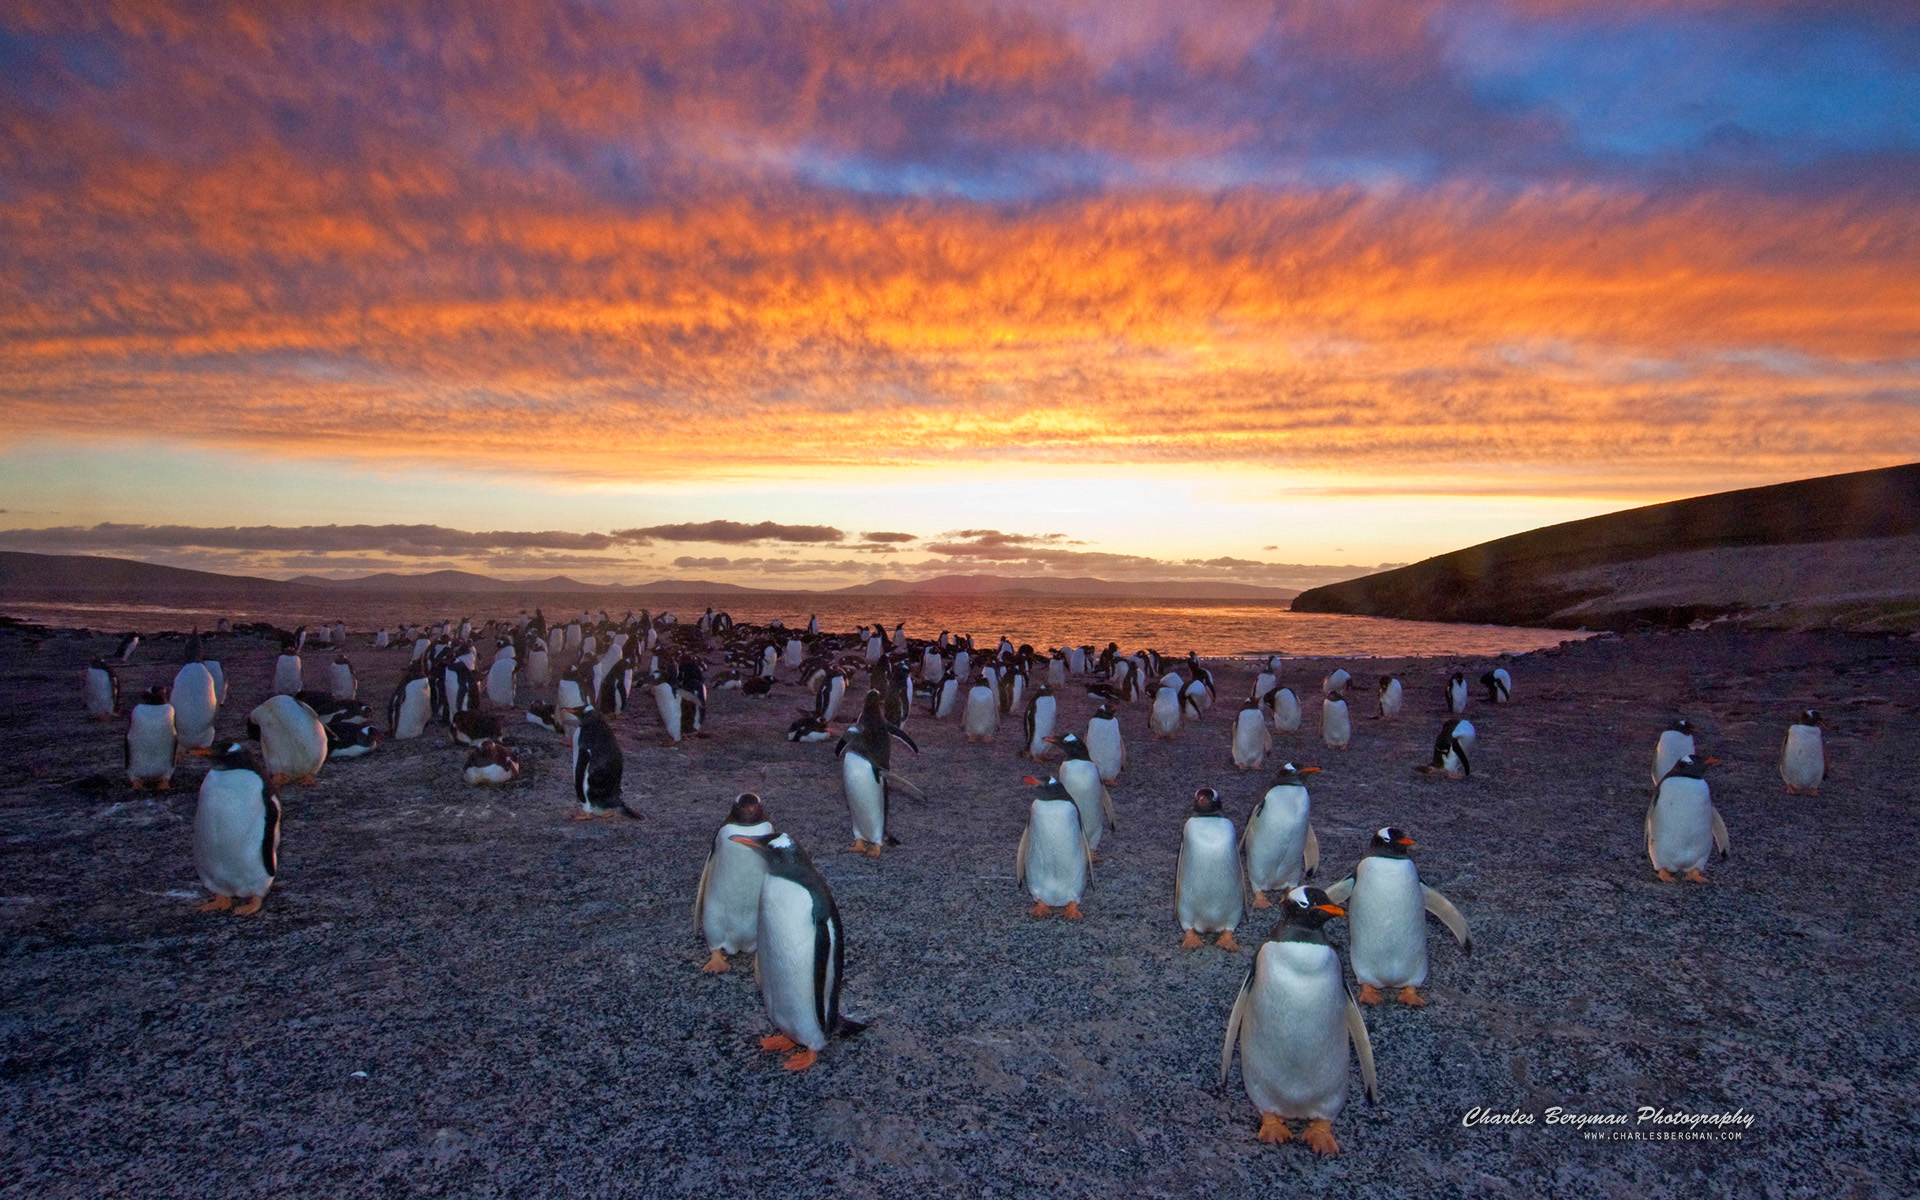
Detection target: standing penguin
<box><xmin>85</xmin><ymin>658</ymin><xmax>119</xmax><ymax>720</ymax></box>
<box><xmin>1150</xmin><ymin>679</ymin><xmax>1183</xmax><ymax>739</ymax></box>
<box><xmin>1321</xmin><ymin>692</ymin><xmax>1351</xmax><ymax>751</ymax></box>
<box><xmin>1046</xmin><ymin>733</ymin><xmax>1117</xmax><ymax>858</ymax></box>
<box><xmin>729</xmin><ymin>831</ymin><xmax>867</xmax><ymax>1070</ymax></box>
<box><xmin>1023</xmin><ymin>685</ymin><xmax>1057</xmax><ymax>759</ymax></box>
<box><xmin>329</xmin><ymin>655</ymin><xmax>357</xmax><ymax>702</ymax></box>
<box><xmin>1375</xmin><ymin>676</ymin><xmax>1402</xmax><ymax>719</ymax></box>
<box><xmin>1322</xmin><ymin>668</ymin><xmax>1352</xmax><ymax>696</ymax></box>
<box><xmin>1231</xmin><ymin>698</ymin><xmax>1273</xmax><ymax>770</ymax></box>
<box><xmin>388</xmin><ymin>667</ymin><xmax>432</xmax><ymax>740</ymax></box>
<box><xmin>1647</xmin><ymin>756</ymin><xmax>1728</xmax><ymax>883</ymax></box>
<box><xmin>1418</xmin><ymin>718</ymin><xmax>1472</xmax><ymax>780</ymax></box>
<box><xmin>572</xmin><ymin>706</ymin><xmax>639</xmax><ymax>820</ymax></box>
<box><xmin>247</xmin><ymin>695</ymin><xmax>329</xmax><ymax>786</ymax></box>
<box><xmin>1652</xmin><ymin>718</ymin><xmax>1697</xmax><ymax>784</ymax></box>
<box><xmin>170</xmin><ymin>636</ymin><xmax>220</xmax><ymax>755</ymax></box>
<box><xmin>486</xmin><ymin>648</ymin><xmax>518</xmax><ymax>707</ymax></box>
<box><xmin>272</xmin><ymin>642</ymin><xmax>304</xmax><ymax>696</ymax></box>
<box><xmin>1325</xmin><ymin>829</ymin><xmax>1471</xmax><ymax>1006</ymax></box>
<box><xmin>1264</xmin><ymin>685</ymin><xmax>1302</xmax><ymax>733</ymax></box>
<box><xmin>1016</xmin><ymin>775</ymin><xmax>1091</xmax><ymax>920</ymax></box>
<box><xmin>1445</xmin><ymin>672</ymin><xmax>1469</xmax><ymax>715</ymax></box>
<box><xmin>648</xmin><ymin>671</ymin><xmax>682</xmax><ymax>744</ymax></box>
<box><xmin>963</xmin><ymin>675</ymin><xmax>999</xmax><ymax>742</ymax></box>
<box><xmin>125</xmin><ymin>686</ymin><xmax>178</xmax><ymax>790</ymax></box>
<box><xmin>1220</xmin><ymin>886</ymin><xmax>1377</xmax><ymax>1156</ymax></box>
<box><xmin>1780</xmin><ymin>710</ymin><xmax>1826</xmax><ymax>795</ymax></box>
<box><xmin>1244</xmin><ymin>763</ymin><xmax>1320</xmax><ymax>908</ymax></box>
<box><xmin>1086</xmin><ymin>704</ymin><xmax>1125</xmax><ymax>785</ymax></box>
<box><xmin>931</xmin><ymin>668</ymin><xmax>960</xmax><ymax>720</ymax></box>
<box><xmin>1176</xmin><ymin>788</ymin><xmax>1244</xmax><ymax>951</ymax></box>
<box><xmin>114</xmin><ymin>632</ymin><xmax>140</xmax><ymax>662</ymax></box>
<box><xmin>1481</xmin><ymin>668</ymin><xmax>1511</xmax><ymax>703</ymax></box>
<box><xmin>193</xmin><ymin>743</ymin><xmax>281</xmax><ymax>916</ymax></box>
<box><xmin>836</xmin><ymin>690</ymin><xmax>921</xmax><ymax>857</ymax></box>
<box><xmin>693</xmin><ymin>793</ymin><xmax>773</xmax><ymax>972</ymax></box>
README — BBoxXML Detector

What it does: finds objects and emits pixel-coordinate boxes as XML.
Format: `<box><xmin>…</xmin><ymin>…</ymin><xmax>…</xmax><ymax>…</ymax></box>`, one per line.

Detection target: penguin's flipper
<box><xmin>1324</xmin><ymin>876</ymin><xmax>1355</xmax><ymax>906</ymax></box>
<box><xmin>886</xmin><ymin>723</ymin><xmax>919</xmax><ymax>754</ymax></box>
<box><xmin>260</xmin><ymin>790</ymin><xmax>282</xmax><ymax>879</ymax></box>
<box><xmin>1421</xmin><ymin>884</ymin><xmax>1471</xmax><ymax>952</ymax></box>
<box><xmin>1015</xmin><ymin>826</ymin><xmax>1030</xmax><ymax>889</ymax></box>
<box><xmin>1711</xmin><ymin>808</ymin><xmax>1730</xmax><ymax>859</ymax></box>
<box><xmin>880</xmin><ymin>769</ymin><xmax>926</xmax><ymax>803</ymax></box>
<box><xmin>692</xmin><ymin>844</ymin><xmax>716</xmax><ymax>933</ymax></box>
<box><xmin>832</xmin><ymin>736</ymin><xmax>849</xmax><ymax>758</ymax></box>
<box><xmin>1100</xmin><ymin>785</ymin><xmax>1118</xmax><ymax>832</ymax></box>
<box><xmin>1219</xmin><ymin>972</ymin><xmax>1252</xmax><ymax>1086</ymax></box>
<box><xmin>1304</xmin><ymin>825</ymin><xmax>1320</xmax><ymax>877</ymax></box>
<box><xmin>1344</xmin><ymin>989</ymin><xmax>1379</xmax><ymax>1104</ymax></box>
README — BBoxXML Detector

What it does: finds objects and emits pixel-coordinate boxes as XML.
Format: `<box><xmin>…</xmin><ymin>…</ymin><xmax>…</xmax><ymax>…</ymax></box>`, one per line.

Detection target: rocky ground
<box><xmin>1</xmin><ymin>623</ymin><xmax>1916</xmax><ymax>1198</ymax></box>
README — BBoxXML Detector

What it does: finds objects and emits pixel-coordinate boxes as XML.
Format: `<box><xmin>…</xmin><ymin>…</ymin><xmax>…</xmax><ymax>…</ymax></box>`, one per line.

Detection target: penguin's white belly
<box><xmin>1448</xmin><ymin>681</ymin><xmax>1468</xmax><ymax>713</ymax></box>
<box><xmin>195</xmin><ymin>776</ymin><xmax>270</xmax><ymax>899</ymax></box>
<box><xmin>1059</xmin><ymin>760</ymin><xmax>1107</xmax><ymax>852</ymax></box>
<box><xmin>964</xmin><ymin>687</ymin><xmax>998</xmax><ymax>737</ymax></box>
<box><xmin>922</xmin><ymin>652</ymin><xmax>943</xmax><ymax>682</ymax></box>
<box><xmin>785</xmin><ymin>640</ymin><xmax>804</xmax><ymax>668</ymax></box>
<box><xmin>395</xmin><ymin>679</ymin><xmax>431</xmax><ymax>739</ymax></box>
<box><xmin>1322</xmin><ymin>701</ymin><xmax>1351</xmax><ymax>749</ymax></box>
<box><xmin>252</xmin><ymin>697</ymin><xmax>328</xmax><ymax>781</ymax></box>
<box><xmin>702</xmin><ymin>822</ymin><xmax>771</xmax><ymax>954</ymax></box>
<box><xmin>86</xmin><ymin>671</ymin><xmax>115</xmax><ymax>716</ymax></box>
<box><xmin>1781</xmin><ymin>727</ymin><xmax>1824</xmax><ymax>790</ymax></box>
<box><xmin>1253</xmin><ymin>672</ymin><xmax>1276</xmax><ymax>702</ymax></box>
<box><xmin>1232</xmin><ymin>710</ymin><xmax>1271</xmax><ymax>768</ymax></box>
<box><xmin>556</xmin><ymin>679</ymin><xmax>584</xmax><ymax>710</ymax></box>
<box><xmin>843</xmin><ymin>751</ymin><xmax>886</xmax><ymax>844</ymax></box>
<box><xmin>1653</xmin><ymin>732</ymin><xmax>1694</xmax><ymax>784</ymax></box>
<box><xmin>206</xmin><ymin>660</ymin><xmax>228</xmax><ymax>705</ymax></box>
<box><xmin>824</xmin><ymin>679</ymin><xmax>849</xmax><ymax>721</ymax></box>
<box><xmin>1240</xmin><ymin>942</ymin><xmax>1351</xmax><ymax>1121</ymax></box>
<box><xmin>486</xmin><ymin>660</ymin><xmax>516</xmax><ymax>706</ymax></box>
<box><xmin>1349</xmin><ymin>859</ymin><xmax>1427</xmax><ymax>988</ymax></box>
<box><xmin>1324</xmin><ymin>670</ymin><xmax>1351</xmax><ymax>694</ymax></box>
<box><xmin>1177</xmin><ymin>819</ymin><xmax>1243</xmax><ymax>933</ymax></box>
<box><xmin>1027</xmin><ymin>697</ymin><xmax>1057</xmax><ymax>757</ymax></box>
<box><xmin>464</xmin><ymin>763</ymin><xmax>514</xmax><ymax>785</ymax></box>
<box><xmin>525</xmin><ymin>649</ymin><xmax>550</xmax><ymax>685</ymax></box>
<box><xmin>1048</xmin><ymin>660</ymin><xmax>1066</xmax><ymax>687</ymax></box>
<box><xmin>1150</xmin><ymin>689</ymin><xmax>1181</xmax><ymax>735</ymax></box>
<box><xmin>1650</xmin><ymin>780</ymin><xmax>1715</xmax><ymax>871</ymax></box>
<box><xmin>127</xmin><ymin>707</ymin><xmax>177</xmax><ymax>781</ymax></box>
<box><xmin>1025</xmin><ymin>802</ymin><xmax>1087</xmax><ymax>907</ymax></box>
<box><xmin>329</xmin><ymin>662</ymin><xmax>356</xmax><ymax>701</ymax></box>
<box><xmin>934</xmin><ymin>681</ymin><xmax>958</xmax><ymax>718</ymax></box>
<box><xmin>1272</xmin><ymin>690</ymin><xmax>1301</xmax><ymax>732</ymax></box>
<box><xmin>1086</xmin><ymin>721</ymin><xmax>1124</xmax><ymax>782</ymax></box>
<box><xmin>1245</xmin><ymin>789</ymin><xmax>1310</xmax><ymax>892</ymax></box>
<box><xmin>273</xmin><ymin>655</ymin><xmax>303</xmax><ymax>696</ymax></box>
<box><xmin>1380</xmin><ymin>681</ymin><xmax>1403</xmax><ymax>716</ymax></box>
<box><xmin>1185</xmin><ymin>681</ymin><xmax>1211</xmax><ymax>713</ymax></box>
<box><xmin>758</xmin><ymin>878</ymin><xmax>831</xmax><ymax>1050</ymax></box>
<box><xmin>170</xmin><ymin>664</ymin><xmax>219</xmax><ymax>749</ymax></box>
<box><xmin>653</xmin><ymin>683</ymin><xmax>681</xmax><ymax>740</ymax></box>
<box><xmin>865</xmin><ymin>637</ymin><xmax>883</xmax><ymax>662</ymax></box>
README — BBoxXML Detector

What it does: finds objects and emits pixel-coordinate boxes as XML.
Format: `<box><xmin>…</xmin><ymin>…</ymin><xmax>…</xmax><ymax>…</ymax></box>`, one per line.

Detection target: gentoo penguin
<box><xmin>1325</xmin><ymin>829</ymin><xmax>1471</xmax><ymax>1006</ymax></box>
<box><xmin>1047</xmin><ymin>652</ymin><xmax>1067</xmax><ymax>688</ymax></box>
<box><xmin>486</xmin><ymin>650</ymin><xmax>518</xmax><ymax>707</ymax></box>
<box><xmin>1445</xmin><ymin>672</ymin><xmax>1469</xmax><ymax>715</ymax></box>
<box><xmin>1322</xmin><ymin>668</ymin><xmax>1351</xmax><ymax>696</ymax></box>
<box><xmin>730</xmin><ymin>831</ymin><xmax>867</xmax><ymax>1070</ymax></box>
<box><xmin>963</xmin><ymin>676</ymin><xmax>999</xmax><ymax>742</ymax></box>
<box><xmin>272</xmin><ymin>643</ymin><xmax>303</xmax><ymax>696</ymax></box>
<box><xmin>1252</xmin><ymin>669</ymin><xmax>1277</xmax><ymax>705</ymax></box>
<box><xmin>648</xmin><ymin>671</ymin><xmax>682</xmax><ymax>744</ymax></box>
<box><xmin>388</xmin><ymin>668</ymin><xmax>432</xmax><ymax>740</ymax></box>
<box><xmin>932</xmin><ymin>668</ymin><xmax>960</xmax><ymax>719</ymax></box>
<box><xmin>525</xmin><ymin>638</ymin><xmax>551</xmax><ymax>686</ymax></box>
<box><xmin>1780</xmin><ymin>710</ymin><xmax>1827</xmax><ymax>795</ymax></box>
<box><xmin>921</xmin><ymin>646</ymin><xmax>944</xmax><ymax>684</ymax></box>
<box><xmin>1231</xmin><ymin>698</ymin><xmax>1273</xmax><ymax>770</ymax></box>
<box><xmin>693</xmin><ymin>793</ymin><xmax>773</xmax><ymax>973</ymax></box>
<box><xmin>1418</xmin><ymin>718</ymin><xmax>1472</xmax><ymax>779</ymax></box>
<box><xmin>1176</xmin><ymin>788</ymin><xmax>1244</xmax><ymax>951</ymax></box>
<box><xmin>1150</xmin><ymin>680</ymin><xmax>1183</xmax><ymax>739</ymax></box>
<box><xmin>1264</xmin><ymin>685</ymin><xmax>1302</xmax><ymax>733</ymax></box>
<box><xmin>1220</xmin><ymin>886</ymin><xmax>1377</xmax><ymax>1155</ymax></box>
<box><xmin>205</xmin><ymin>657</ymin><xmax>229</xmax><ymax>706</ymax></box>
<box><xmin>678</xmin><ymin>660</ymin><xmax>708</xmax><ymax>735</ymax></box>
<box><xmin>193</xmin><ymin>743</ymin><xmax>280</xmax><ymax>916</ymax></box>
<box><xmin>1023</xmin><ymin>685</ymin><xmax>1057</xmax><ymax>759</ymax></box>
<box><xmin>1375</xmin><ymin>676</ymin><xmax>1402</xmax><ymax>719</ymax></box>
<box><xmin>170</xmin><ymin>636</ymin><xmax>219</xmax><ymax>755</ymax></box>
<box><xmin>1086</xmin><ymin>704</ymin><xmax>1125</xmax><ymax>784</ymax></box>
<box><xmin>785</xmin><ymin>636</ymin><xmax>805</xmax><ymax>670</ymax></box>
<box><xmin>324</xmin><ymin>712</ymin><xmax>383</xmax><ymax>759</ymax></box>
<box><xmin>115</xmin><ymin>632</ymin><xmax>140</xmax><ymax>662</ymax></box>
<box><xmin>374</xmin><ymin>629</ymin><xmax>390</xmax><ymax>650</ymax></box>
<box><xmin>557</xmin><ymin>662</ymin><xmax>590</xmax><ymax>714</ymax></box>
<box><xmin>125</xmin><ymin>686</ymin><xmax>178</xmax><ymax>790</ymax></box>
<box><xmin>1047</xmin><ymin>733</ymin><xmax>1117</xmax><ymax>857</ymax></box>
<box><xmin>816</xmin><ymin>667</ymin><xmax>851</xmax><ymax>723</ymax></box>
<box><xmin>462</xmin><ymin>740</ymin><xmax>521</xmax><ymax>785</ymax></box>
<box><xmin>1244</xmin><ymin>763</ymin><xmax>1320</xmax><ymax>908</ymax></box>
<box><xmin>786</xmin><ymin>713</ymin><xmax>834</xmax><ymax>743</ymax></box>
<box><xmin>571</xmin><ymin>706</ymin><xmax>639</xmax><ymax>819</ymax></box>
<box><xmin>1321</xmin><ymin>692</ymin><xmax>1351</xmax><ymax>751</ymax></box>
<box><xmin>248</xmin><ymin>694</ymin><xmax>329</xmax><ymax>786</ymax></box>
<box><xmin>1652</xmin><ymin>718</ymin><xmax>1697</xmax><ymax>784</ymax></box>
<box><xmin>836</xmin><ymin>690</ymin><xmax>921</xmax><ymax>856</ymax></box>
<box><xmin>1015</xmin><ymin>776</ymin><xmax>1091</xmax><ymax>920</ymax></box>
<box><xmin>1481</xmin><ymin>668</ymin><xmax>1511</xmax><ymax>704</ymax></box>
<box><xmin>329</xmin><ymin>655</ymin><xmax>357</xmax><ymax>701</ymax></box>
<box><xmin>451</xmin><ymin>710</ymin><xmax>503</xmax><ymax>747</ymax></box>
<box><xmin>524</xmin><ymin>702</ymin><xmax>562</xmax><ymax>734</ymax></box>
<box><xmin>598</xmin><ymin>656</ymin><xmax>633</xmax><ymax>715</ymax></box>
<box><xmin>1647</xmin><ymin>756</ymin><xmax>1728</xmax><ymax>883</ymax></box>
<box><xmin>86</xmin><ymin>658</ymin><xmax>119</xmax><ymax>720</ymax></box>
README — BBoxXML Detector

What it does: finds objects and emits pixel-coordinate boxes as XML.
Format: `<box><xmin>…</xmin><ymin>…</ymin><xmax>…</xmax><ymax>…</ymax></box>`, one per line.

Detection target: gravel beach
<box><xmin>2</xmin><ymin>623</ymin><xmax>1917</xmax><ymax>1198</ymax></box>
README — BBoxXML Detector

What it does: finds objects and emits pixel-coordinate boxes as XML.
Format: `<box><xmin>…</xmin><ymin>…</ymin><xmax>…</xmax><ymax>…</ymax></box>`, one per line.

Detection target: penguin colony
<box><xmin>74</xmin><ymin>612</ymin><xmax>1818</xmax><ymax>1156</ymax></box>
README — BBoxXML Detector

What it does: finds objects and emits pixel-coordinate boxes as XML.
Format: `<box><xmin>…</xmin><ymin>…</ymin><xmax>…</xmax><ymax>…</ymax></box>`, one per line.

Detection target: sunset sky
<box><xmin>1</xmin><ymin>1</ymin><xmax>1915</xmax><ymax>589</ymax></box>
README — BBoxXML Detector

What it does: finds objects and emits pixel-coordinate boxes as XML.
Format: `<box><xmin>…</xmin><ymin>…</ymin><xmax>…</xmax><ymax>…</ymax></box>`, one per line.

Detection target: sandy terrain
<box><xmin>2</xmin><ymin>622</ymin><xmax>1917</xmax><ymax>1198</ymax></box>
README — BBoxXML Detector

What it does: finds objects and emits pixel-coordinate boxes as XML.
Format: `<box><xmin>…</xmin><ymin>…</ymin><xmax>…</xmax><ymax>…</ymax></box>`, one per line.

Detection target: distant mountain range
<box><xmin>1292</xmin><ymin>462</ymin><xmax>1920</xmax><ymax>632</ymax></box>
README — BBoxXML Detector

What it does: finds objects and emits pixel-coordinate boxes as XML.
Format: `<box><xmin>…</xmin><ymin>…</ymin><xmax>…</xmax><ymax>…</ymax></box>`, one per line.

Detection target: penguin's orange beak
<box><xmin>1021</xmin><ymin>776</ymin><xmax>1041</xmax><ymax>786</ymax></box>
<box><xmin>729</xmin><ymin>835</ymin><xmax>762</xmax><ymax>849</ymax></box>
<box><xmin>1396</xmin><ymin>837</ymin><xmax>1417</xmax><ymax>849</ymax></box>
<box><xmin>1300</xmin><ymin>766</ymin><xmax>1321</xmax><ymax>773</ymax></box>
<box><xmin>1314</xmin><ymin>902</ymin><xmax>1346</xmax><ymax>917</ymax></box>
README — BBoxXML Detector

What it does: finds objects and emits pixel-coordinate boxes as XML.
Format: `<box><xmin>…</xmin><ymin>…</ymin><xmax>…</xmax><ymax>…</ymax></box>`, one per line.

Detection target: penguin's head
<box><xmin>1669</xmin><ymin>718</ymin><xmax>1694</xmax><ymax>734</ymax></box>
<box><xmin>1046</xmin><ymin>733</ymin><xmax>1090</xmax><ymax>760</ymax></box>
<box><xmin>728</xmin><ymin>792</ymin><xmax>767</xmax><ymax>825</ymax></box>
<box><xmin>1191</xmin><ymin>787</ymin><xmax>1223</xmax><ymax>815</ymax></box>
<box><xmin>1276</xmin><ymin>886</ymin><xmax>1346</xmax><ymax>932</ymax></box>
<box><xmin>1023</xmin><ymin>775</ymin><xmax>1074</xmax><ymax>802</ymax></box>
<box><xmin>1274</xmin><ymin>762</ymin><xmax>1319</xmax><ymax>784</ymax></box>
<box><xmin>210</xmin><ymin>742</ymin><xmax>256</xmax><ymax>772</ymax></box>
<box><xmin>1368</xmin><ymin>827</ymin><xmax>1417</xmax><ymax>857</ymax></box>
<box><xmin>181</xmin><ymin>634</ymin><xmax>203</xmax><ymax>664</ymax></box>
<box><xmin>1664</xmin><ymin>755</ymin><xmax>1708</xmax><ymax>781</ymax></box>
<box><xmin>138</xmin><ymin>685</ymin><xmax>170</xmax><ymax>706</ymax></box>
<box><xmin>1378</xmin><ymin>676</ymin><xmax>1395</xmax><ymax>690</ymax></box>
<box><xmin>1326</xmin><ymin>691</ymin><xmax>1346</xmax><ymax>704</ymax></box>
<box><xmin>1240</xmin><ymin>697</ymin><xmax>1261</xmax><ymax>712</ymax></box>
<box><xmin>1799</xmin><ymin>709</ymin><xmax>1822</xmax><ymax>727</ymax></box>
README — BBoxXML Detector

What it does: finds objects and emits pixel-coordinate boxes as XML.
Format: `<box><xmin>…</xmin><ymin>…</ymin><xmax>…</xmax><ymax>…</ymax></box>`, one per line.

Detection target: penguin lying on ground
<box><xmin>463</xmin><ymin>740</ymin><xmax>520</xmax><ymax>786</ymax></box>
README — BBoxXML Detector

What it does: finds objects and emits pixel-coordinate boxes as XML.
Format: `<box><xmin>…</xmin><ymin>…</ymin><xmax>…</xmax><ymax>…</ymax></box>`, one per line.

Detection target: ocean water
<box><xmin>0</xmin><ymin>589</ymin><xmax>1582</xmax><ymax>660</ymax></box>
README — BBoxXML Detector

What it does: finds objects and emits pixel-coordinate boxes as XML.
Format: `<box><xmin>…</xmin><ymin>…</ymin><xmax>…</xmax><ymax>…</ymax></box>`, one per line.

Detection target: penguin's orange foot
<box><xmin>1217</xmin><ymin>931</ymin><xmax>1241</xmax><ymax>952</ymax></box>
<box><xmin>700</xmin><ymin>950</ymin><xmax>730</xmax><ymax>974</ymax></box>
<box><xmin>1397</xmin><ymin>986</ymin><xmax>1426</xmax><ymax>1007</ymax></box>
<box><xmin>570</xmin><ymin>810</ymin><xmax>597</xmax><ymax>821</ymax></box>
<box><xmin>1251</xmin><ymin>891</ymin><xmax>1271</xmax><ymax>909</ymax></box>
<box><xmin>269</xmin><ymin>774</ymin><xmax>288</xmax><ymax>788</ymax></box>
<box><xmin>1301</xmin><ymin>1119</ymin><xmax>1341</xmax><ymax>1156</ymax></box>
<box><xmin>232</xmin><ymin>896</ymin><xmax>264</xmax><ymax>916</ymax></box>
<box><xmin>1180</xmin><ymin>930</ymin><xmax>1204</xmax><ymax>950</ymax></box>
<box><xmin>155</xmin><ymin>779</ymin><xmax>171</xmax><ymax>791</ymax></box>
<box><xmin>1256</xmin><ymin>1113</ymin><xmax>1292</xmax><ymax>1144</ymax></box>
<box><xmin>1088</xmin><ymin>851</ymin><xmax>1102</xmax><ymax>863</ymax></box>
<box><xmin>1784</xmin><ymin>785</ymin><xmax>1799</xmax><ymax>795</ymax></box>
<box><xmin>865</xmin><ymin>843</ymin><xmax>883</xmax><ymax>859</ymax></box>
<box><xmin>781</xmin><ymin>1048</ymin><xmax>817</xmax><ymax>1072</ymax></box>
<box><xmin>1063</xmin><ymin>902</ymin><xmax>1083</xmax><ymax>921</ymax></box>
<box><xmin>129</xmin><ymin>780</ymin><xmax>146</xmax><ymax>792</ymax></box>
<box><xmin>1655</xmin><ymin>869</ymin><xmax>1676</xmax><ymax>883</ymax></box>
<box><xmin>1028</xmin><ymin>901</ymin><xmax>1053</xmax><ymax>918</ymax></box>
<box><xmin>1684</xmin><ymin>869</ymin><xmax>1710</xmax><ymax>884</ymax></box>
<box><xmin>846</xmin><ymin>839</ymin><xmax>870</xmax><ymax>854</ymax></box>
<box><xmin>1807</xmin><ymin>787</ymin><xmax>1820</xmax><ymax>796</ymax></box>
<box><xmin>188</xmin><ymin>747</ymin><xmax>214</xmax><ymax>757</ymax></box>
<box><xmin>295</xmin><ymin>775</ymin><xmax>317</xmax><ymax>786</ymax></box>
<box><xmin>196</xmin><ymin>895</ymin><xmax>234</xmax><ymax>912</ymax></box>
<box><xmin>1358</xmin><ymin>984</ymin><xmax>1383</xmax><ymax>1005</ymax></box>
<box><xmin>759</xmin><ymin>1034</ymin><xmax>798</xmax><ymax>1052</ymax></box>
